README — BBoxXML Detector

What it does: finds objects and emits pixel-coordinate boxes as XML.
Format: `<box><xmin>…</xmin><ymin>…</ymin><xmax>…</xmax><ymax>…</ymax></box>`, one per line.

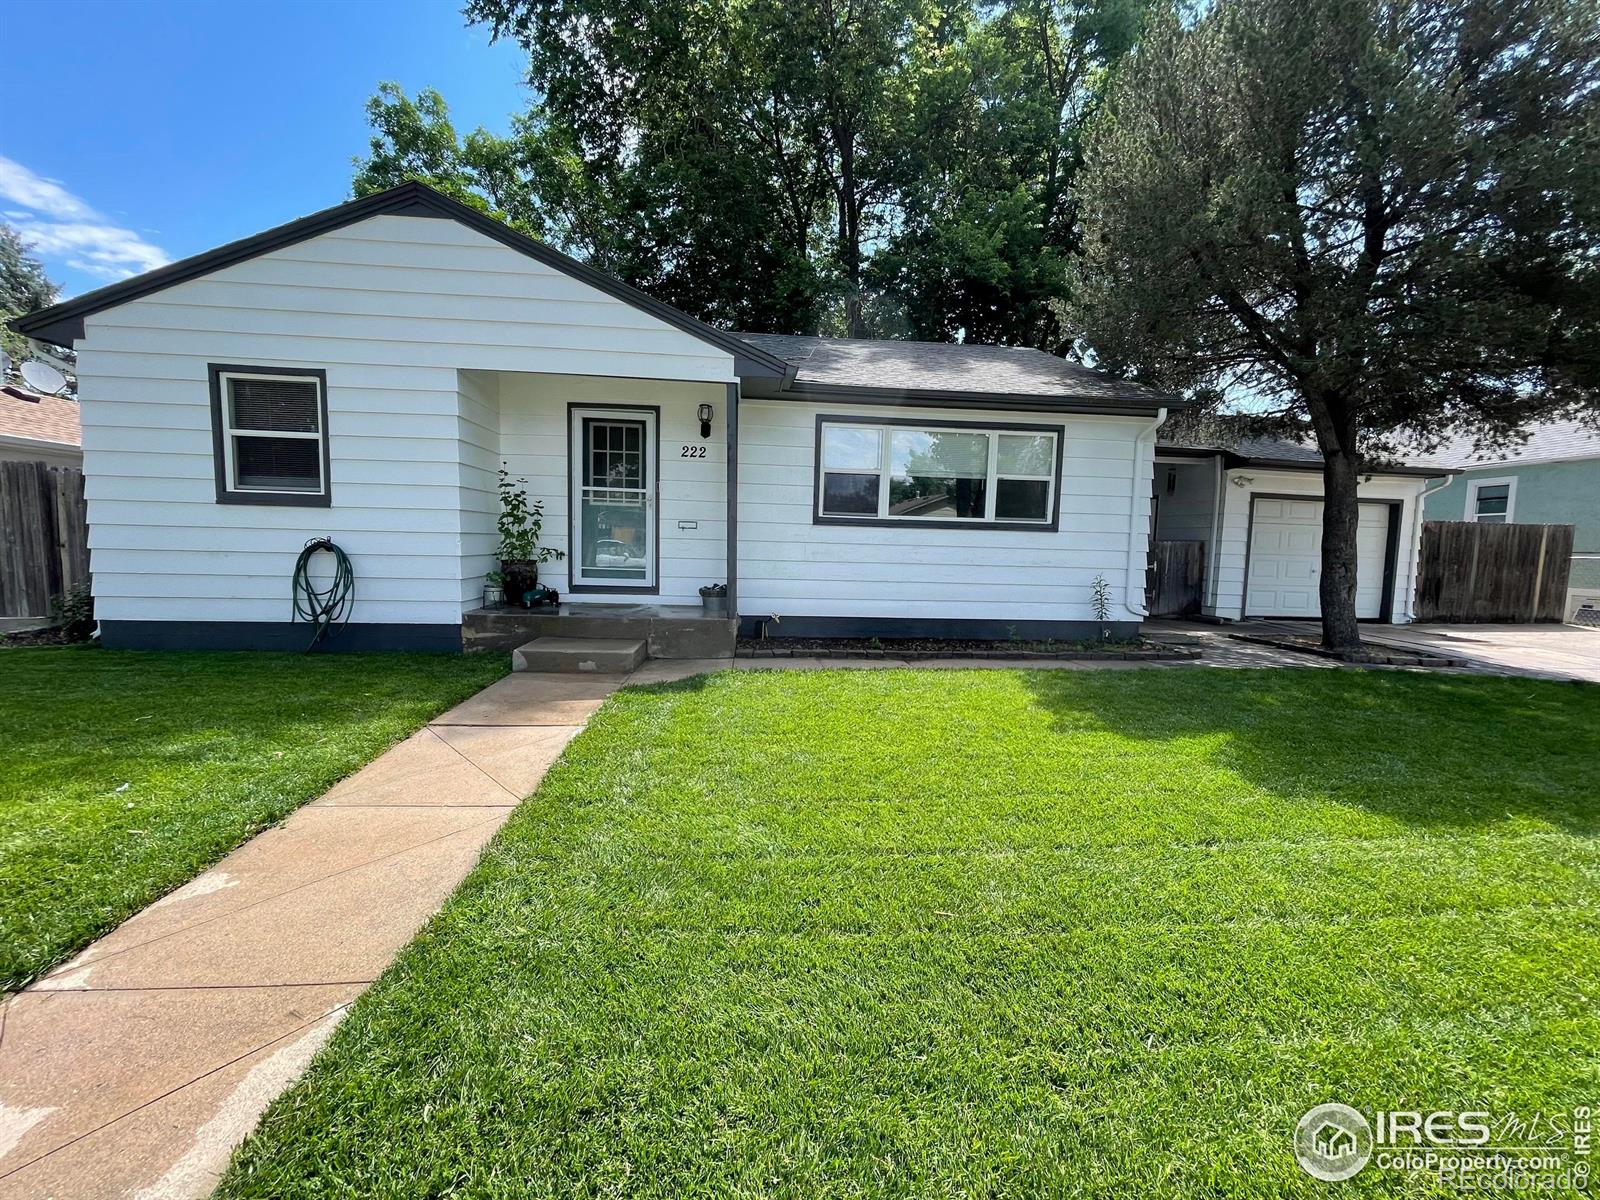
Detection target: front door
<box><xmin>570</xmin><ymin>408</ymin><xmax>656</xmax><ymax>591</ymax></box>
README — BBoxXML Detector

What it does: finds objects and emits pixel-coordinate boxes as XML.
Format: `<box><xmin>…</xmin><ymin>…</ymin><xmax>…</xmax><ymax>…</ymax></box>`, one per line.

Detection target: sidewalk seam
<box><xmin>0</xmin><ymin>1000</ymin><xmax>353</xmax><ymax>1184</ymax></box>
<box><xmin>34</xmin><ymin>811</ymin><xmax>511</xmax><ymax>982</ymax></box>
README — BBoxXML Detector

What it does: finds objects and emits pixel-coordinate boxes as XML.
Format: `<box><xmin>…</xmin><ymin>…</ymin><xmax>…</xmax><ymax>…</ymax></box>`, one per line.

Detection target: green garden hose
<box><xmin>291</xmin><ymin>537</ymin><xmax>354</xmax><ymax>650</ymax></box>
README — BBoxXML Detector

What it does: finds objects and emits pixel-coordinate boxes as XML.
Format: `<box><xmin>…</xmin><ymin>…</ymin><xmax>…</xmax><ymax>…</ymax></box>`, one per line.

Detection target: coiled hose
<box><xmin>291</xmin><ymin>537</ymin><xmax>354</xmax><ymax>650</ymax></box>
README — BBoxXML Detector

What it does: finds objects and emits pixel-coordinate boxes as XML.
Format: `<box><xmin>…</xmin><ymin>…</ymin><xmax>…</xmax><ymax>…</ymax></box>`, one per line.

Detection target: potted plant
<box><xmin>699</xmin><ymin>582</ymin><xmax>728</xmax><ymax>617</ymax></box>
<box><xmin>482</xmin><ymin>570</ymin><xmax>505</xmax><ymax>608</ymax></box>
<box><xmin>497</xmin><ymin>467</ymin><xmax>565</xmax><ymax>607</ymax></box>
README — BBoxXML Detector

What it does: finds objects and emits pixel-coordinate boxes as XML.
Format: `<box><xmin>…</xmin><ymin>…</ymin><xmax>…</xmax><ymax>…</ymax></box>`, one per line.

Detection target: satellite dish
<box><xmin>20</xmin><ymin>360</ymin><xmax>67</xmax><ymax>396</ymax></box>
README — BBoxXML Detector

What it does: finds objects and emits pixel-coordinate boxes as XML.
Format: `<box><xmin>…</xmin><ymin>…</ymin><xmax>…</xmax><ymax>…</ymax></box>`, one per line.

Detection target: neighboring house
<box><xmin>9</xmin><ymin>182</ymin><xmax>1189</xmax><ymax>652</ymax></box>
<box><xmin>1153</xmin><ymin>437</ymin><xmax>1445</xmax><ymax>623</ymax></box>
<box><xmin>0</xmin><ymin>384</ymin><xmax>81</xmax><ymax>469</ymax></box>
<box><xmin>1411</xmin><ymin>421</ymin><xmax>1600</xmax><ymax>621</ymax></box>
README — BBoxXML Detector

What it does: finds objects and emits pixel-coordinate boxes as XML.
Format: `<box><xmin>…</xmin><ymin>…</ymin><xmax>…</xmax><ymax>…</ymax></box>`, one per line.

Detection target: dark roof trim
<box><xmin>1159</xmin><ymin>445</ymin><xmax>1458</xmax><ymax>477</ymax></box>
<box><xmin>743</xmin><ymin>378</ymin><xmax>1183</xmax><ymax>417</ymax></box>
<box><xmin>8</xmin><ymin>182</ymin><xmax>791</xmax><ymax>382</ymax></box>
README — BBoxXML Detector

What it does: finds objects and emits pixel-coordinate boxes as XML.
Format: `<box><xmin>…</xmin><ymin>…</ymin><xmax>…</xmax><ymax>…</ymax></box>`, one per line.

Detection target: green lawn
<box><xmin>0</xmin><ymin>647</ymin><xmax>505</xmax><ymax>990</ymax></box>
<box><xmin>220</xmin><ymin>668</ymin><xmax>1600</xmax><ymax>1198</ymax></box>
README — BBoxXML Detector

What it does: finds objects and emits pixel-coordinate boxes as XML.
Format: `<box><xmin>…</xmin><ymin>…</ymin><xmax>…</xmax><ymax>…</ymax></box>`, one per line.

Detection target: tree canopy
<box><xmin>1067</xmin><ymin>0</ymin><xmax>1600</xmax><ymax>644</ymax></box>
<box><xmin>0</xmin><ymin>224</ymin><xmax>59</xmax><ymax>368</ymax></box>
<box><xmin>353</xmin><ymin>0</ymin><xmax>1149</xmax><ymax>344</ymax></box>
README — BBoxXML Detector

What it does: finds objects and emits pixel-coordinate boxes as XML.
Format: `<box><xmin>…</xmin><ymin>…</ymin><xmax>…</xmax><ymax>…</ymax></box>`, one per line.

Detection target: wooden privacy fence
<box><xmin>1415</xmin><ymin>520</ymin><xmax>1573</xmax><ymax>623</ymax></box>
<box><xmin>1147</xmin><ymin>539</ymin><xmax>1206</xmax><ymax>617</ymax></box>
<box><xmin>1</xmin><ymin>461</ymin><xmax>89</xmax><ymax>618</ymax></box>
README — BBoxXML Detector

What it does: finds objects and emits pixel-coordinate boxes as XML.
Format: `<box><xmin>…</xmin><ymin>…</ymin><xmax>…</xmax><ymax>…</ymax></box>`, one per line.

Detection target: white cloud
<box><xmin>0</xmin><ymin>156</ymin><xmax>170</xmax><ymax>283</ymax></box>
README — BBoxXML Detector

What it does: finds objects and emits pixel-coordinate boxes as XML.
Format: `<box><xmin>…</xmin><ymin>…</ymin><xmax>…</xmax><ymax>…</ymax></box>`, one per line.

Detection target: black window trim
<box><xmin>208</xmin><ymin>363</ymin><xmax>332</xmax><ymax>507</ymax></box>
<box><xmin>812</xmin><ymin>413</ymin><xmax>1065</xmax><ymax>533</ymax></box>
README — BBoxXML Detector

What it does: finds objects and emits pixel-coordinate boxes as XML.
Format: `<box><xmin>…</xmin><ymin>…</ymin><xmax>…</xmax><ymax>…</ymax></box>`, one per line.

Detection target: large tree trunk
<box><xmin>1319</xmin><ymin>448</ymin><xmax>1363</xmax><ymax>650</ymax></box>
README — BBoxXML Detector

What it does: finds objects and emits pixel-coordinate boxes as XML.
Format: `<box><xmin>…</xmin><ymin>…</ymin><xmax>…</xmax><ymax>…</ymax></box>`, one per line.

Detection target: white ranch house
<box><xmin>10</xmin><ymin>183</ymin><xmax>1439</xmax><ymax>654</ymax></box>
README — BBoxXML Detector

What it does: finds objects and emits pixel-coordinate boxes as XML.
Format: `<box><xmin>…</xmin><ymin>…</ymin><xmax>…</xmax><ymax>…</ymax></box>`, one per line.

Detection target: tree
<box><xmin>876</xmin><ymin>0</ymin><xmax>1148</xmax><ymax>349</ymax></box>
<box><xmin>1066</xmin><ymin>0</ymin><xmax>1600</xmax><ymax>648</ymax></box>
<box><xmin>359</xmin><ymin>1</ymin><xmax>1146</xmax><ymax>342</ymax></box>
<box><xmin>0</xmin><ymin>224</ymin><xmax>59</xmax><ymax>369</ymax></box>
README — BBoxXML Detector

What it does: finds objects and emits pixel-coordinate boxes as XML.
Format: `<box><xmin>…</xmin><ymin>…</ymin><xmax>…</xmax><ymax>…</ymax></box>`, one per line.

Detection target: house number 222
<box><xmin>680</xmin><ymin>445</ymin><xmax>708</xmax><ymax>458</ymax></box>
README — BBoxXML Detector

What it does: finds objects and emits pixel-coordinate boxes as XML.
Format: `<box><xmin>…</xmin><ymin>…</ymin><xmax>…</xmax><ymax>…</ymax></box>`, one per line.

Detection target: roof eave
<box><xmin>0</xmin><ymin>431</ymin><xmax>81</xmax><ymax>455</ymax></box>
<box><xmin>746</xmin><ymin>378</ymin><xmax>1185</xmax><ymax>416</ymax></box>
<box><xmin>1156</xmin><ymin>445</ymin><xmax>1459</xmax><ymax>476</ymax></box>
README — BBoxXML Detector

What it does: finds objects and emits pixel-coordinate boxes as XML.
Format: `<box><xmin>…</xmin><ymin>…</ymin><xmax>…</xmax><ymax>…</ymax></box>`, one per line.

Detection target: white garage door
<box><xmin>1245</xmin><ymin>499</ymin><xmax>1390</xmax><ymax>619</ymax></box>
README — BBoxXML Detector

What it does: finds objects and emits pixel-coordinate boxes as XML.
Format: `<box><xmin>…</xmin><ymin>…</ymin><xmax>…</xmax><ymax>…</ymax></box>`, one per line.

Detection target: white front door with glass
<box><xmin>570</xmin><ymin>408</ymin><xmax>657</xmax><ymax>590</ymax></box>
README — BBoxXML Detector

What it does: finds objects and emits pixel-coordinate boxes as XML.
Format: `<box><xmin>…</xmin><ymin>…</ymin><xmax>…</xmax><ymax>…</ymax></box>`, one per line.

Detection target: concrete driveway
<box><xmin>1357</xmin><ymin>622</ymin><xmax>1600</xmax><ymax>683</ymax></box>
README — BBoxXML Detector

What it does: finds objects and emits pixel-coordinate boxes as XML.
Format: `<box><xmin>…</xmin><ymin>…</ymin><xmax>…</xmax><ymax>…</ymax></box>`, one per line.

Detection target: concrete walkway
<box><xmin>0</xmin><ymin>671</ymin><xmax>621</xmax><ymax>1200</ymax></box>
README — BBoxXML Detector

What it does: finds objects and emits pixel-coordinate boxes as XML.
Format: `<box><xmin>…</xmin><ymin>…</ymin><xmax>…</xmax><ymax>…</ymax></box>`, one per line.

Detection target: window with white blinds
<box><xmin>209</xmin><ymin>367</ymin><xmax>329</xmax><ymax>504</ymax></box>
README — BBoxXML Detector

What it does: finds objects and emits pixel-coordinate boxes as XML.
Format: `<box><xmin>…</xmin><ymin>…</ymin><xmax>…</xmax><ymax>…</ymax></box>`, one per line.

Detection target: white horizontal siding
<box><xmin>1206</xmin><ymin>469</ymin><xmax>1429</xmax><ymax>622</ymax></box>
<box><xmin>498</xmin><ymin>373</ymin><xmax>729</xmax><ymax>607</ymax></box>
<box><xmin>457</xmin><ymin>370</ymin><xmax>501</xmax><ymax>609</ymax></box>
<box><xmin>74</xmin><ymin>212</ymin><xmax>736</xmax><ymax>629</ymax></box>
<box><xmin>736</xmin><ymin>399</ymin><xmax>1158</xmax><ymax>623</ymax></box>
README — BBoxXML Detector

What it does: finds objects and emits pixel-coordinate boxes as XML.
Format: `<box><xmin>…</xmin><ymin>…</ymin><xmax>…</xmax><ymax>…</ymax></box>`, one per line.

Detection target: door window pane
<box><xmin>587</xmin><ymin>420</ymin><xmax>644</xmax><ymax>490</ymax></box>
<box><xmin>821</xmin><ymin>472</ymin><xmax>880</xmax><ymax>514</ymax></box>
<box><xmin>823</xmin><ymin>426</ymin><xmax>881</xmax><ymax>470</ymax></box>
<box><xmin>580</xmin><ymin>495</ymin><xmax>647</xmax><ymax>580</ymax></box>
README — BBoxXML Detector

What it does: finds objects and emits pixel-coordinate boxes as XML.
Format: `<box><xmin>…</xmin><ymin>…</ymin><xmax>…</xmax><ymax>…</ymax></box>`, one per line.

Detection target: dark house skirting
<box><xmin>735</xmin><ymin>615</ymin><xmax>1141</xmax><ymax>642</ymax></box>
<box><xmin>98</xmin><ymin>621</ymin><xmax>464</xmax><ymax>653</ymax></box>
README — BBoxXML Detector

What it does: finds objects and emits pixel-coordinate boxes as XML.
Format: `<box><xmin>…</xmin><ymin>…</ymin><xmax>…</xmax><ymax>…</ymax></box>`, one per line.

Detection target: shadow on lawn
<box><xmin>1018</xmin><ymin>666</ymin><xmax>1600</xmax><ymax>835</ymax></box>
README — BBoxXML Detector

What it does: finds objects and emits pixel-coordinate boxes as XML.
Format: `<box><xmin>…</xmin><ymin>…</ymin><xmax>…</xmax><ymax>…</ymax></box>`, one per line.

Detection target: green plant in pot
<box><xmin>497</xmin><ymin>468</ymin><xmax>564</xmax><ymax>607</ymax></box>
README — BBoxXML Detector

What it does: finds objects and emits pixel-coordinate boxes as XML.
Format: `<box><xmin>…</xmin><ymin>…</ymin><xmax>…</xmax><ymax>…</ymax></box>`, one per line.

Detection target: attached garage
<box><xmin>1151</xmin><ymin>437</ymin><xmax>1446</xmax><ymax>624</ymax></box>
<box><xmin>1244</xmin><ymin>497</ymin><xmax>1397</xmax><ymax>619</ymax></box>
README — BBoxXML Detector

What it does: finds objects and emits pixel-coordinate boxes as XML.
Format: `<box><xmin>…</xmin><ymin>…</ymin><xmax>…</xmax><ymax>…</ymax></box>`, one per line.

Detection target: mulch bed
<box><xmin>735</xmin><ymin>637</ymin><xmax>1201</xmax><ymax>661</ymax></box>
<box><xmin>0</xmin><ymin>626</ymin><xmax>80</xmax><ymax>648</ymax></box>
<box><xmin>1227</xmin><ymin>632</ymin><xmax>1465</xmax><ymax>668</ymax></box>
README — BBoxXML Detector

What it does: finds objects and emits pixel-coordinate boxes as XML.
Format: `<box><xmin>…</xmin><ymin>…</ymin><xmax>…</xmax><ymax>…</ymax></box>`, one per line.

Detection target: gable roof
<box><xmin>736</xmin><ymin>334</ymin><xmax>1175</xmax><ymax>412</ymax></box>
<box><xmin>7</xmin><ymin>182</ymin><xmax>791</xmax><ymax>382</ymax></box>
<box><xmin>0</xmin><ymin>385</ymin><xmax>80</xmax><ymax>451</ymax></box>
<box><xmin>1405</xmin><ymin>419</ymin><xmax>1600</xmax><ymax>470</ymax></box>
<box><xmin>7</xmin><ymin>180</ymin><xmax>1178</xmax><ymax>414</ymax></box>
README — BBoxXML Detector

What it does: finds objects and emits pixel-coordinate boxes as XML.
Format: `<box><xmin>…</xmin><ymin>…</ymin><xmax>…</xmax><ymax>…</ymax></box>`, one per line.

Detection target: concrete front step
<box><xmin>512</xmin><ymin>636</ymin><xmax>647</xmax><ymax>674</ymax></box>
<box><xmin>465</xmin><ymin>604</ymin><xmax>737</xmax><ymax>658</ymax></box>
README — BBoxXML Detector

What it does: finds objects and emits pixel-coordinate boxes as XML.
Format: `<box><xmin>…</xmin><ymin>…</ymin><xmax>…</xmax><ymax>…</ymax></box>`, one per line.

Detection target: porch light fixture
<box><xmin>697</xmin><ymin>402</ymin><xmax>714</xmax><ymax>439</ymax></box>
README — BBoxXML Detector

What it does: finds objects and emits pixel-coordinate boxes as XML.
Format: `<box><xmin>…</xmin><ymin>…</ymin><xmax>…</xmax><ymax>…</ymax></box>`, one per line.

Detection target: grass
<box><xmin>218</xmin><ymin>667</ymin><xmax>1600</xmax><ymax>1198</ymax></box>
<box><xmin>0</xmin><ymin>646</ymin><xmax>506</xmax><ymax>989</ymax></box>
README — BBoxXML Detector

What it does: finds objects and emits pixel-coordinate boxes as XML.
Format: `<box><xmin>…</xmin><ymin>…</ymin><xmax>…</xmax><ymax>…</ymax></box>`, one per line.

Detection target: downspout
<box><xmin>1205</xmin><ymin>453</ymin><xmax>1224</xmax><ymax>611</ymax></box>
<box><xmin>725</xmin><ymin>381</ymin><xmax>740</xmax><ymax>622</ymax></box>
<box><xmin>1124</xmin><ymin>407</ymin><xmax>1169</xmax><ymax>619</ymax></box>
<box><xmin>1401</xmin><ymin>473</ymin><xmax>1454</xmax><ymax>623</ymax></box>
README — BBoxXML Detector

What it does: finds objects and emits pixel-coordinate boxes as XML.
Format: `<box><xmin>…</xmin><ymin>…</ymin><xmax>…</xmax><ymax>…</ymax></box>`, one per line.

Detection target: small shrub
<box><xmin>51</xmin><ymin>582</ymin><xmax>95</xmax><ymax>642</ymax></box>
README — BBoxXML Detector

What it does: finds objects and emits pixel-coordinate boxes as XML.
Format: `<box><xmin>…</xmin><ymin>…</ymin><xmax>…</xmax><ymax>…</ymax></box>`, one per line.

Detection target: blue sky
<box><xmin>2</xmin><ymin>0</ymin><xmax>528</xmax><ymax>298</ymax></box>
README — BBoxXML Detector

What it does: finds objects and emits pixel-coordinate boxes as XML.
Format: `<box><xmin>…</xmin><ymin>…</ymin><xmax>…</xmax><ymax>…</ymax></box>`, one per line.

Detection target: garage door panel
<box><xmin>1246</xmin><ymin>499</ymin><xmax>1390</xmax><ymax>619</ymax></box>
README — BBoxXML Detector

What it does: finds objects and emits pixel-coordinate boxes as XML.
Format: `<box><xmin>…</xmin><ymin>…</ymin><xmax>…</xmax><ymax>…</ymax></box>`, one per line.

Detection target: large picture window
<box><xmin>208</xmin><ymin>365</ymin><xmax>330</xmax><ymax>506</ymax></box>
<box><xmin>816</xmin><ymin>417</ymin><xmax>1061</xmax><ymax>529</ymax></box>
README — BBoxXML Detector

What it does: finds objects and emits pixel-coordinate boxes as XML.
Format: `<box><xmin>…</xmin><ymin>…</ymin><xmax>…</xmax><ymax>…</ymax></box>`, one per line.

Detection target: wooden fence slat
<box><xmin>1416</xmin><ymin>520</ymin><xmax>1574</xmax><ymax>623</ymax></box>
<box><xmin>0</xmin><ymin>460</ymin><xmax>90</xmax><ymax>618</ymax></box>
<box><xmin>1147</xmin><ymin>540</ymin><xmax>1206</xmax><ymax>617</ymax></box>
